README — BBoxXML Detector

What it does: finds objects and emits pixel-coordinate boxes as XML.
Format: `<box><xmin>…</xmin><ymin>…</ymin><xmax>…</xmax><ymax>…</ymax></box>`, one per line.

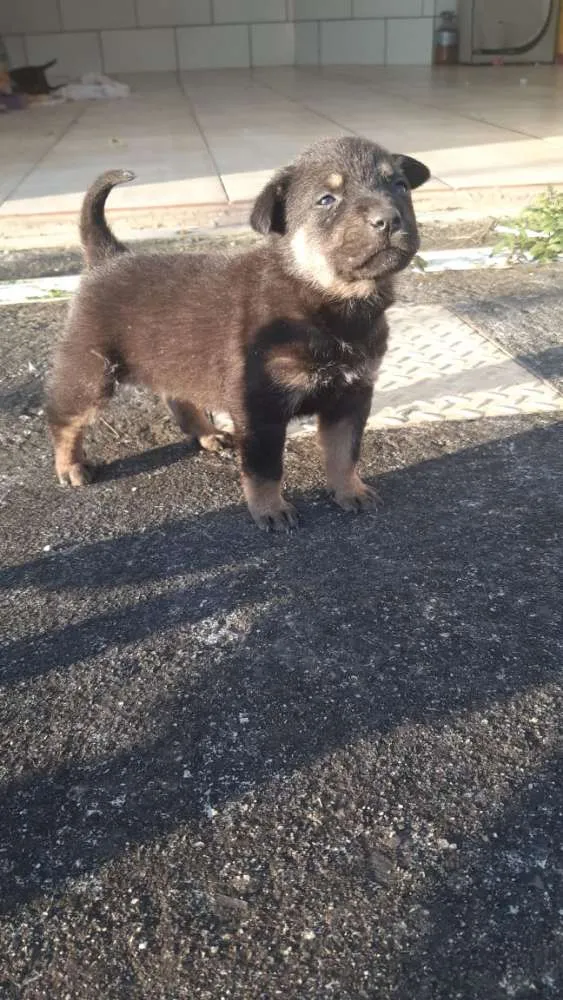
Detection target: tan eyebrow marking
<box><xmin>326</xmin><ymin>172</ymin><xmax>344</xmax><ymax>190</ymax></box>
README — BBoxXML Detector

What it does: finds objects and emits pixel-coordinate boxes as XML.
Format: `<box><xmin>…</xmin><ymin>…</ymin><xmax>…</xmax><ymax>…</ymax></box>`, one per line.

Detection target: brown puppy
<box><xmin>46</xmin><ymin>137</ymin><xmax>430</xmax><ymax>530</ymax></box>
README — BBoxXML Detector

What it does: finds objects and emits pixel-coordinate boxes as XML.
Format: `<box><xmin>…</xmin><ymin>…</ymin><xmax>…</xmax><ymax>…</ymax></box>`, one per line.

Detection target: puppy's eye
<box><xmin>317</xmin><ymin>193</ymin><xmax>337</xmax><ymax>207</ymax></box>
<box><xmin>394</xmin><ymin>178</ymin><xmax>409</xmax><ymax>193</ymax></box>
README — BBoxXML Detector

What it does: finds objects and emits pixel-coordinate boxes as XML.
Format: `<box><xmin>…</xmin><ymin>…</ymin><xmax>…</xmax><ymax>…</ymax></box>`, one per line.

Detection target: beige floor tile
<box><xmin>427</xmin><ymin>138</ymin><xmax>563</xmax><ymax>189</ymax></box>
<box><xmin>0</xmin><ymin>101</ymin><xmax>86</xmax><ymax>206</ymax></box>
<box><xmin>181</xmin><ymin>69</ymin><xmax>347</xmax><ymax>199</ymax></box>
<box><xmin>0</xmin><ymin>164</ymin><xmax>225</xmax><ymax>215</ymax></box>
<box><xmin>2</xmin><ymin>65</ymin><xmax>563</xmax><ymax>216</ymax></box>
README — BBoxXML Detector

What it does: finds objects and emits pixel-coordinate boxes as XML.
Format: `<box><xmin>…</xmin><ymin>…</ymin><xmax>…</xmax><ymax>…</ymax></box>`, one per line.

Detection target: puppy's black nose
<box><xmin>369</xmin><ymin>210</ymin><xmax>402</xmax><ymax>233</ymax></box>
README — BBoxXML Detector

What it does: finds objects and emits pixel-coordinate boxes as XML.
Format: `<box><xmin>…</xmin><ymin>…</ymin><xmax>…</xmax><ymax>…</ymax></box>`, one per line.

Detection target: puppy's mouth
<box><xmin>337</xmin><ymin>225</ymin><xmax>419</xmax><ymax>276</ymax></box>
<box><xmin>345</xmin><ymin>238</ymin><xmax>417</xmax><ymax>278</ymax></box>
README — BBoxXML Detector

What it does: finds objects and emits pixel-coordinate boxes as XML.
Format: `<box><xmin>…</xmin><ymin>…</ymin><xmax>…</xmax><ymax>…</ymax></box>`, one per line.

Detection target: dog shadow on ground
<box><xmin>0</xmin><ymin>420</ymin><xmax>561</xmax><ymax>993</ymax></box>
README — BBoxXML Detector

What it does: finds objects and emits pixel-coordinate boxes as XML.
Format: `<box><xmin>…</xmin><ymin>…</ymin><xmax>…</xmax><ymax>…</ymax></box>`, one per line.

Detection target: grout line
<box><xmin>179</xmin><ymin>77</ymin><xmax>230</xmax><ymax>203</ymax></box>
<box><xmin>97</xmin><ymin>30</ymin><xmax>105</xmax><ymax>75</ymax></box>
<box><xmin>54</xmin><ymin>0</ymin><xmax>64</xmax><ymax>32</ymax></box>
<box><xmin>257</xmin><ymin>72</ymin><xmax>359</xmax><ymax>137</ymax></box>
<box><xmin>173</xmin><ymin>27</ymin><xmax>181</xmax><ymax>78</ymax></box>
<box><xmin>0</xmin><ymin>104</ymin><xmax>91</xmax><ymax>211</ymax></box>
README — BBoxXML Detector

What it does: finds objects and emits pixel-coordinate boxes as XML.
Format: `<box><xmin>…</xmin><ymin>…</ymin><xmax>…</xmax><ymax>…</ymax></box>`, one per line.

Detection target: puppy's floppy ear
<box><xmin>393</xmin><ymin>155</ymin><xmax>431</xmax><ymax>190</ymax></box>
<box><xmin>250</xmin><ymin>166</ymin><xmax>294</xmax><ymax>235</ymax></box>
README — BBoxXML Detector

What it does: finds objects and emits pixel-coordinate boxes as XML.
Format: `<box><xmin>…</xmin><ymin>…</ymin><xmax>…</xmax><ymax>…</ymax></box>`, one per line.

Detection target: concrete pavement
<box><xmin>0</xmin><ymin>253</ymin><xmax>562</xmax><ymax>999</ymax></box>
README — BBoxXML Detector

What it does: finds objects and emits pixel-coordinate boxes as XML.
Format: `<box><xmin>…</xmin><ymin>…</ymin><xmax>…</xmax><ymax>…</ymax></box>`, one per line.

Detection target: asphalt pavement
<box><xmin>0</xmin><ymin>246</ymin><xmax>562</xmax><ymax>1000</ymax></box>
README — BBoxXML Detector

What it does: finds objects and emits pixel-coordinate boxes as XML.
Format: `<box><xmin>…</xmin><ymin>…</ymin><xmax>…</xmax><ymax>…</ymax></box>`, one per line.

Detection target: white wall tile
<box><xmin>60</xmin><ymin>0</ymin><xmax>136</xmax><ymax>31</ymax></box>
<box><xmin>3</xmin><ymin>35</ymin><xmax>26</xmax><ymax>68</ymax></box>
<box><xmin>251</xmin><ymin>22</ymin><xmax>294</xmax><ymax>65</ymax></box>
<box><xmin>101</xmin><ymin>28</ymin><xmax>176</xmax><ymax>72</ymax></box>
<box><xmin>321</xmin><ymin>19</ymin><xmax>385</xmax><ymax>63</ymax></box>
<box><xmin>213</xmin><ymin>0</ymin><xmax>286</xmax><ymax>23</ymax></box>
<box><xmin>0</xmin><ymin>0</ymin><xmax>60</xmax><ymax>35</ymax></box>
<box><xmin>136</xmin><ymin>0</ymin><xmax>212</xmax><ymax>26</ymax></box>
<box><xmin>177</xmin><ymin>24</ymin><xmax>250</xmax><ymax>68</ymax></box>
<box><xmin>296</xmin><ymin>0</ymin><xmax>351</xmax><ymax>19</ymax></box>
<box><xmin>295</xmin><ymin>21</ymin><xmax>319</xmax><ymax>63</ymax></box>
<box><xmin>386</xmin><ymin>16</ymin><xmax>434</xmax><ymax>64</ymax></box>
<box><xmin>422</xmin><ymin>0</ymin><xmax>435</xmax><ymax>15</ymax></box>
<box><xmin>25</xmin><ymin>33</ymin><xmax>102</xmax><ymax>79</ymax></box>
<box><xmin>353</xmin><ymin>0</ymin><xmax>422</xmax><ymax>16</ymax></box>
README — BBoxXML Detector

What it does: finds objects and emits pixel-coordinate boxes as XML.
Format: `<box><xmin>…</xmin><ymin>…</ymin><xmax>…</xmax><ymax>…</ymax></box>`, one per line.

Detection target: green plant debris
<box><xmin>411</xmin><ymin>254</ymin><xmax>428</xmax><ymax>272</ymax></box>
<box><xmin>494</xmin><ymin>187</ymin><xmax>563</xmax><ymax>264</ymax></box>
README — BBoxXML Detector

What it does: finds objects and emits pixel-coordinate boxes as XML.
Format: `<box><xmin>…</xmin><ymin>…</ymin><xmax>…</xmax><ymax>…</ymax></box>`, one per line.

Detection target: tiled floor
<box><xmin>2</xmin><ymin>64</ymin><xmax>563</xmax><ymax>217</ymax></box>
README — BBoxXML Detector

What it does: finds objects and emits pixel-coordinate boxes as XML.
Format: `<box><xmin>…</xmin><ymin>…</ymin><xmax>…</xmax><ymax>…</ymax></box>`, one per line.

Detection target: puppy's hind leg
<box><xmin>47</xmin><ymin>343</ymin><xmax>118</xmax><ymax>486</ymax></box>
<box><xmin>50</xmin><ymin>411</ymin><xmax>95</xmax><ymax>486</ymax></box>
<box><xmin>165</xmin><ymin>398</ymin><xmax>234</xmax><ymax>453</ymax></box>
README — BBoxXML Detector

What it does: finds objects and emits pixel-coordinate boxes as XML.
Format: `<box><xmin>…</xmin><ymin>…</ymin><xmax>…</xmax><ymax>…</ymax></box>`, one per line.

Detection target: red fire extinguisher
<box><xmin>435</xmin><ymin>10</ymin><xmax>459</xmax><ymax>65</ymax></box>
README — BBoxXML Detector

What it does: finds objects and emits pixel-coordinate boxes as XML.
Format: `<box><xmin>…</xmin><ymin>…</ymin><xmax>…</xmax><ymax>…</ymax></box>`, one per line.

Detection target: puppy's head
<box><xmin>251</xmin><ymin>136</ymin><xmax>430</xmax><ymax>299</ymax></box>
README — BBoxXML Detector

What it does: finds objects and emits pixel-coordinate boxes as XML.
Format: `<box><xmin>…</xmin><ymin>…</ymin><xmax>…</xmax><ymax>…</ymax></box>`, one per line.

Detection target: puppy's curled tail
<box><xmin>79</xmin><ymin>169</ymin><xmax>136</xmax><ymax>268</ymax></box>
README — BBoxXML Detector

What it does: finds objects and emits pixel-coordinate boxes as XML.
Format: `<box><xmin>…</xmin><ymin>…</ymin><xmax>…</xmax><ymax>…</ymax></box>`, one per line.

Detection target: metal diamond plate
<box><xmin>368</xmin><ymin>304</ymin><xmax>563</xmax><ymax>427</ymax></box>
<box><xmin>289</xmin><ymin>304</ymin><xmax>563</xmax><ymax>436</ymax></box>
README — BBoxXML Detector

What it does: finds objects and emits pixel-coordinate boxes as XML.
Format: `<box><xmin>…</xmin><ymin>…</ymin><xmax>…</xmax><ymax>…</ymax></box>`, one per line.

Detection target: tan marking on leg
<box><xmin>52</xmin><ymin>411</ymin><xmax>95</xmax><ymax>487</ymax></box>
<box><xmin>165</xmin><ymin>398</ymin><xmax>234</xmax><ymax>451</ymax></box>
<box><xmin>199</xmin><ymin>431</ymin><xmax>234</xmax><ymax>452</ymax></box>
<box><xmin>318</xmin><ymin>417</ymin><xmax>379</xmax><ymax>512</ymax></box>
<box><xmin>241</xmin><ymin>474</ymin><xmax>297</xmax><ymax>532</ymax></box>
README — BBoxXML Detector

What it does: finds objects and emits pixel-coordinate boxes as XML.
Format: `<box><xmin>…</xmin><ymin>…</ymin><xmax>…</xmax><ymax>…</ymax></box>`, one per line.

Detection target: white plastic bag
<box><xmin>59</xmin><ymin>73</ymin><xmax>130</xmax><ymax>101</ymax></box>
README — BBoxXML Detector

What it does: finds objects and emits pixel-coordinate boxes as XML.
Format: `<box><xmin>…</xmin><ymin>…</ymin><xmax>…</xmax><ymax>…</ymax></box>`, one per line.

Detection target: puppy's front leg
<box><xmin>239</xmin><ymin>420</ymin><xmax>296</xmax><ymax>532</ymax></box>
<box><xmin>318</xmin><ymin>387</ymin><xmax>379</xmax><ymax>513</ymax></box>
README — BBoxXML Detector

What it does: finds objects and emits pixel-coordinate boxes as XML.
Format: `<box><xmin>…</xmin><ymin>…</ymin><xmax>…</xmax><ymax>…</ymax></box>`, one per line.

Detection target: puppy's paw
<box><xmin>199</xmin><ymin>431</ymin><xmax>235</xmax><ymax>453</ymax></box>
<box><xmin>57</xmin><ymin>462</ymin><xmax>94</xmax><ymax>487</ymax></box>
<box><xmin>334</xmin><ymin>479</ymin><xmax>380</xmax><ymax>513</ymax></box>
<box><xmin>249</xmin><ymin>499</ymin><xmax>298</xmax><ymax>532</ymax></box>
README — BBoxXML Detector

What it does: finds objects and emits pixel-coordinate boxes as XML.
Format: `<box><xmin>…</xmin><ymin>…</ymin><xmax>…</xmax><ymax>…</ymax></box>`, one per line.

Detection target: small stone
<box><xmin>436</xmin><ymin>838</ymin><xmax>457</xmax><ymax>851</ymax></box>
